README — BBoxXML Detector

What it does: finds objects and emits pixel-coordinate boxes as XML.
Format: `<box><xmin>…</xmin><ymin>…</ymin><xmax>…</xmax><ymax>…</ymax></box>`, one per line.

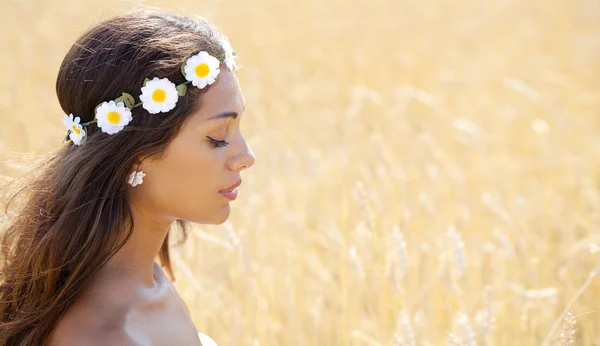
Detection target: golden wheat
<box><xmin>2</xmin><ymin>0</ymin><xmax>600</xmax><ymax>344</ymax></box>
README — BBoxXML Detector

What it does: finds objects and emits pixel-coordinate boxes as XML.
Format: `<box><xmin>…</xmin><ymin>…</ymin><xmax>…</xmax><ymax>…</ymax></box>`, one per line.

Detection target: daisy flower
<box><xmin>221</xmin><ymin>36</ymin><xmax>236</xmax><ymax>71</ymax></box>
<box><xmin>140</xmin><ymin>77</ymin><xmax>179</xmax><ymax>114</ymax></box>
<box><xmin>62</xmin><ymin>113</ymin><xmax>86</xmax><ymax>146</ymax></box>
<box><xmin>183</xmin><ymin>51</ymin><xmax>220</xmax><ymax>89</ymax></box>
<box><xmin>95</xmin><ymin>100</ymin><xmax>133</xmax><ymax>135</ymax></box>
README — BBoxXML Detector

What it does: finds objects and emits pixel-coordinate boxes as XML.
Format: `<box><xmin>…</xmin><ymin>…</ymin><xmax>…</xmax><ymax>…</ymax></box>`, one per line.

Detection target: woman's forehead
<box><xmin>197</xmin><ymin>69</ymin><xmax>245</xmax><ymax>120</ymax></box>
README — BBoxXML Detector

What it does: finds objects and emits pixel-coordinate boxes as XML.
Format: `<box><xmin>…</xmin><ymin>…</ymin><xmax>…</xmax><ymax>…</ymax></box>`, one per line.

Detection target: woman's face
<box><xmin>129</xmin><ymin>68</ymin><xmax>255</xmax><ymax>225</ymax></box>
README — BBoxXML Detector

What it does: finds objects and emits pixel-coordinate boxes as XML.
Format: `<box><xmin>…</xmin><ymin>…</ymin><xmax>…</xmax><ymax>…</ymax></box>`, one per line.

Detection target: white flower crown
<box><xmin>62</xmin><ymin>37</ymin><xmax>237</xmax><ymax>146</ymax></box>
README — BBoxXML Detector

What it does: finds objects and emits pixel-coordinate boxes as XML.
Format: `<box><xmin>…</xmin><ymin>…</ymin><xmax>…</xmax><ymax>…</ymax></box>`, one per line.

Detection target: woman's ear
<box><xmin>130</xmin><ymin>153</ymin><xmax>160</xmax><ymax>179</ymax></box>
<box><xmin>131</xmin><ymin>158</ymin><xmax>144</xmax><ymax>172</ymax></box>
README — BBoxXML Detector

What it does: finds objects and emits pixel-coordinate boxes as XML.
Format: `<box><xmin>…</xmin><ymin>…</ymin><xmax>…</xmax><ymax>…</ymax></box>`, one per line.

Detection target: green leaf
<box><xmin>115</xmin><ymin>92</ymin><xmax>136</xmax><ymax>109</ymax></box>
<box><xmin>181</xmin><ymin>63</ymin><xmax>187</xmax><ymax>78</ymax></box>
<box><xmin>176</xmin><ymin>83</ymin><xmax>188</xmax><ymax>97</ymax></box>
<box><xmin>80</xmin><ymin>130</ymin><xmax>88</xmax><ymax>146</ymax></box>
<box><xmin>64</xmin><ymin>132</ymin><xmax>70</xmax><ymax>141</ymax></box>
<box><xmin>143</xmin><ymin>78</ymin><xmax>150</xmax><ymax>87</ymax></box>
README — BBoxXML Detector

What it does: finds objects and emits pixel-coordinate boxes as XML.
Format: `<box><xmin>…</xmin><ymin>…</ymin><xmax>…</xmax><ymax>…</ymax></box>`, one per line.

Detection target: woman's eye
<box><xmin>206</xmin><ymin>136</ymin><xmax>229</xmax><ymax>148</ymax></box>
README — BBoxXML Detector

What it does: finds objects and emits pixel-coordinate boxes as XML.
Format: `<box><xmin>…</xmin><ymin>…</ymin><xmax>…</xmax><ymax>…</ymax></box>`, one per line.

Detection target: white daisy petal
<box><xmin>196</xmin><ymin>79</ymin><xmax>208</xmax><ymax>89</ymax></box>
<box><xmin>183</xmin><ymin>51</ymin><xmax>221</xmax><ymax>90</ymax></box>
<box><xmin>95</xmin><ymin>101</ymin><xmax>133</xmax><ymax>135</ymax></box>
<box><xmin>220</xmin><ymin>36</ymin><xmax>236</xmax><ymax>71</ymax></box>
<box><xmin>140</xmin><ymin>77</ymin><xmax>179</xmax><ymax>114</ymax></box>
<box><xmin>62</xmin><ymin>113</ymin><xmax>86</xmax><ymax>146</ymax></box>
<box><xmin>62</xmin><ymin>114</ymin><xmax>74</xmax><ymax>127</ymax></box>
<box><xmin>69</xmin><ymin>126</ymin><xmax>86</xmax><ymax>146</ymax></box>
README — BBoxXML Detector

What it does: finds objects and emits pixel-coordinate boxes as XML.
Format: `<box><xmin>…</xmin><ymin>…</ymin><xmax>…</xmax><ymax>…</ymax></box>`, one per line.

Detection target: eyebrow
<box><xmin>209</xmin><ymin>111</ymin><xmax>238</xmax><ymax>120</ymax></box>
<box><xmin>209</xmin><ymin>103</ymin><xmax>246</xmax><ymax>121</ymax></box>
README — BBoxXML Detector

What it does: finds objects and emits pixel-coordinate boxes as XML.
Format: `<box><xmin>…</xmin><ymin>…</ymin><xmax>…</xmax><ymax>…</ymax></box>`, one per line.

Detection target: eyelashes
<box><xmin>206</xmin><ymin>136</ymin><xmax>229</xmax><ymax>148</ymax></box>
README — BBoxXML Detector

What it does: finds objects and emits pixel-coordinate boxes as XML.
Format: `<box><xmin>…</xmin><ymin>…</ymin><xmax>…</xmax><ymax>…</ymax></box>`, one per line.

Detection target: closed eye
<box><xmin>206</xmin><ymin>136</ymin><xmax>229</xmax><ymax>148</ymax></box>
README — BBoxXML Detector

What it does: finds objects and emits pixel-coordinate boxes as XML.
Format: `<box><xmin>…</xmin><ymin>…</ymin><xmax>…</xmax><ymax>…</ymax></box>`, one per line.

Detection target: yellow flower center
<box><xmin>195</xmin><ymin>63</ymin><xmax>210</xmax><ymax>78</ymax></box>
<box><xmin>152</xmin><ymin>89</ymin><xmax>167</xmax><ymax>103</ymax></box>
<box><xmin>71</xmin><ymin>125</ymin><xmax>81</xmax><ymax>135</ymax></box>
<box><xmin>107</xmin><ymin>111</ymin><xmax>121</xmax><ymax>124</ymax></box>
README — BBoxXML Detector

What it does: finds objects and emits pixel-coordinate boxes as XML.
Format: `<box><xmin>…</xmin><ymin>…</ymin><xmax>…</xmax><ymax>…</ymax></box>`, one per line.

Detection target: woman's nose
<box><xmin>228</xmin><ymin>137</ymin><xmax>256</xmax><ymax>172</ymax></box>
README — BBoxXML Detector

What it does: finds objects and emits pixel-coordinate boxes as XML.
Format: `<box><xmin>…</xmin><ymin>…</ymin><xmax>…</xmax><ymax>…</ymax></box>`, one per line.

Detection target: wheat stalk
<box><xmin>559</xmin><ymin>311</ymin><xmax>577</xmax><ymax>346</ymax></box>
<box><xmin>542</xmin><ymin>263</ymin><xmax>600</xmax><ymax>345</ymax></box>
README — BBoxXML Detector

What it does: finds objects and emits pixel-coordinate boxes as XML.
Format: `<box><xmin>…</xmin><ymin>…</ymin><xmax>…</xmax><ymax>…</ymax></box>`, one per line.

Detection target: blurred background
<box><xmin>1</xmin><ymin>0</ymin><xmax>600</xmax><ymax>345</ymax></box>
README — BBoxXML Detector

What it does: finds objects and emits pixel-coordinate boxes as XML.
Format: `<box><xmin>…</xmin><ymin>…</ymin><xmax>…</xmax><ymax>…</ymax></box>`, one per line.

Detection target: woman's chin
<box><xmin>202</xmin><ymin>205</ymin><xmax>231</xmax><ymax>225</ymax></box>
<box><xmin>180</xmin><ymin>203</ymin><xmax>231</xmax><ymax>225</ymax></box>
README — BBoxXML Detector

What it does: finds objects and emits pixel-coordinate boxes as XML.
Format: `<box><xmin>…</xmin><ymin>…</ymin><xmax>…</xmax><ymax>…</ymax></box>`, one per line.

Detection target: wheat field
<box><xmin>1</xmin><ymin>0</ymin><xmax>600</xmax><ymax>345</ymax></box>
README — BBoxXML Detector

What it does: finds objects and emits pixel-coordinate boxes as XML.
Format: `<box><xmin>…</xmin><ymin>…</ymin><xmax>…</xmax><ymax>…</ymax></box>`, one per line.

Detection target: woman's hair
<box><xmin>0</xmin><ymin>10</ymin><xmax>227</xmax><ymax>345</ymax></box>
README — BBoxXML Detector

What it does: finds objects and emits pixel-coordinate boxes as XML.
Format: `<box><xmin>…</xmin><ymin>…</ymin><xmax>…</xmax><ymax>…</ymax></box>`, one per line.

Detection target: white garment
<box><xmin>198</xmin><ymin>332</ymin><xmax>218</xmax><ymax>346</ymax></box>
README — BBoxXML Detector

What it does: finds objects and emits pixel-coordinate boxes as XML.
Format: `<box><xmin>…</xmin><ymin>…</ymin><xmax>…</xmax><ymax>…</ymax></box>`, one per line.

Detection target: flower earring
<box><xmin>128</xmin><ymin>170</ymin><xmax>146</xmax><ymax>187</ymax></box>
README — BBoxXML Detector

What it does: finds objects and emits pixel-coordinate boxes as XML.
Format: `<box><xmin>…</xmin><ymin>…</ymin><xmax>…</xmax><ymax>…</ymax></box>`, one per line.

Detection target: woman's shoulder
<box><xmin>48</xmin><ymin>315</ymin><xmax>139</xmax><ymax>346</ymax></box>
<box><xmin>48</xmin><ymin>297</ymin><xmax>134</xmax><ymax>345</ymax></box>
<box><xmin>48</xmin><ymin>330</ymin><xmax>140</xmax><ymax>346</ymax></box>
<box><xmin>49</xmin><ymin>278</ymin><xmax>204</xmax><ymax>345</ymax></box>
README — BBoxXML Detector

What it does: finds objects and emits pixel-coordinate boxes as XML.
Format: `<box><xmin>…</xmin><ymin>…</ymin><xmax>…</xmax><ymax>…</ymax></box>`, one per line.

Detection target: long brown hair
<box><xmin>0</xmin><ymin>10</ymin><xmax>227</xmax><ymax>345</ymax></box>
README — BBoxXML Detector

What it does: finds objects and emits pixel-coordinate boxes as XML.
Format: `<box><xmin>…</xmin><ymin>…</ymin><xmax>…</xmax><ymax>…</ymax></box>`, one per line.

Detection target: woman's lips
<box><xmin>220</xmin><ymin>189</ymin><xmax>238</xmax><ymax>201</ymax></box>
<box><xmin>220</xmin><ymin>180</ymin><xmax>242</xmax><ymax>201</ymax></box>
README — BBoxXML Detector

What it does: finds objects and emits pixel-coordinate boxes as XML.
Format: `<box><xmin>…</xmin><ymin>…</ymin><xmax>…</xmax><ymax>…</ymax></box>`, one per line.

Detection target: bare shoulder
<box><xmin>48</xmin><ymin>296</ymin><xmax>141</xmax><ymax>346</ymax></box>
<box><xmin>47</xmin><ymin>330</ymin><xmax>142</xmax><ymax>346</ymax></box>
<box><xmin>48</xmin><ymin>322</ymin><xmax>141</xmax><ymax>346</ymax></box>
<box><xmin>48</xmin><ymin>264</ymin><xmax>200</xmax><ymax>346</ymax></box>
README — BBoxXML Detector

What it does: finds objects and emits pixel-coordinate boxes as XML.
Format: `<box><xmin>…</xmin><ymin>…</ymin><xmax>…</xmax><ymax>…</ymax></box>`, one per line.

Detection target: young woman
<box><xmin>0</xmin><ymin>9</ymin><xmax>255</xmax><ymax>345</ymax></box>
